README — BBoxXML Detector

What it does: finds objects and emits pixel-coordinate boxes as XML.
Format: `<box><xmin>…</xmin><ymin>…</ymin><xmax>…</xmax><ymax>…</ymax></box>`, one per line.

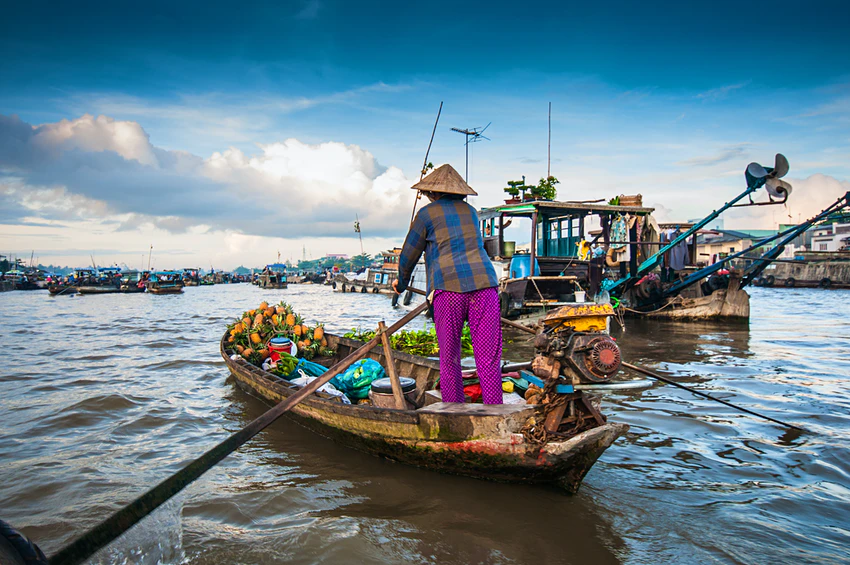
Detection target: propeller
<box><xmin>766</xmin><ymin>177</ymin><xmax>793</xmax><ymax>199</ymax></box>
<box><xmin>773</xmin><ymin>153</ymin><xmax>789</xmax><ymax>178</ymax></box>
<box><xmin>744</xmin><ymin>153</ymin><xmax>791</xmax><ymax>201</ymax></box>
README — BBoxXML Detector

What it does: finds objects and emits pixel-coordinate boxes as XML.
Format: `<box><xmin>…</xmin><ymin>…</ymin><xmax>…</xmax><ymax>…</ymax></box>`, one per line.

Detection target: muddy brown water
<box><xmin>1</xmin><ymin>284</ymin><xmax>848</xmax><ymax>564</ymax></box>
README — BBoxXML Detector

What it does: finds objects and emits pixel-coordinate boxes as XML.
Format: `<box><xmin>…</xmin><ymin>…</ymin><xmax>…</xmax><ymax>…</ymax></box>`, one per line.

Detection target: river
<box><xmin>1</xmin><ymin>284</ymin><xmax>848</xmax><ymax>564</ymax></box>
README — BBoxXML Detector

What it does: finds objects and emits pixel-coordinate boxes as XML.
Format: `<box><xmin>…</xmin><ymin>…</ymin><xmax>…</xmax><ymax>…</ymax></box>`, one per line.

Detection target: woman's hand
<box><xmin>392</xmin><ymin>279</ymin><xmax>400</xmax><ymax>294</ymax></box>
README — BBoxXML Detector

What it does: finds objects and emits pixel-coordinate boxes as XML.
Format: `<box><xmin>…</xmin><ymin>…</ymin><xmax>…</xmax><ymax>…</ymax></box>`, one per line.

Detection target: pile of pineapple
<box><xmin>226</xmin><ymin>300</ymin><xmax>335</xmax><ymax>367</ymax></box>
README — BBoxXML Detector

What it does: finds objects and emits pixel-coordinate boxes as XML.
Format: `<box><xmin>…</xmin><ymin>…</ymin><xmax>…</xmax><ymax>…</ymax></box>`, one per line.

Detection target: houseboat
<box><xmin>478</xmin><ymin>198</ymin><xmax>656</xmax><ymax>321</ymax></box>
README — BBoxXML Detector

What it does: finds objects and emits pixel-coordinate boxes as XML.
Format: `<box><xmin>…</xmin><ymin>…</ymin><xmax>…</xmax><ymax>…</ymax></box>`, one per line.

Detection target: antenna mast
<box><xmin>548</xmin><ymin>102</ymin><xmax>552</xmax><ymax>178</ymax></box>
<box><xmin>450</xmin><ymin>122</ymin><xmax>491</xmax><ymax>183</ymax></box>
<box><xmin>354</xmin><ymin>214</ymin><xmax>364</xmax><ymax>256</ymax></box>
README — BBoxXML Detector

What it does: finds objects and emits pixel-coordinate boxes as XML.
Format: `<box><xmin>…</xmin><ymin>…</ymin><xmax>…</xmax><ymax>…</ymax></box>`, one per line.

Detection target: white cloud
<box><xmin>33</xmin><ymin>114</ymin><xmax>159</xmax><ymax>166</ymax></box>
<box><xmin>0</xmin><ymin>112</ymin><xmax>416</xmax><ymax>267</ymax></box>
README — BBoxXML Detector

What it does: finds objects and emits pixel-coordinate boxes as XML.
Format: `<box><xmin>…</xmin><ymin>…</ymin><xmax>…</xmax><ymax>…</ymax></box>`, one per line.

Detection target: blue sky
<box><xmin>1</xmin><ymin>0</ymin><xmax>849</xmax><ymax>268</ymax></box>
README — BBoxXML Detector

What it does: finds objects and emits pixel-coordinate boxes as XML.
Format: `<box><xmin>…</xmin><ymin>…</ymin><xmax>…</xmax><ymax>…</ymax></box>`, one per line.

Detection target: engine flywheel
<box><xmin>588</xmin><ymin>338</ymin><xmax>621</xmax><ymax>376</ymax></box>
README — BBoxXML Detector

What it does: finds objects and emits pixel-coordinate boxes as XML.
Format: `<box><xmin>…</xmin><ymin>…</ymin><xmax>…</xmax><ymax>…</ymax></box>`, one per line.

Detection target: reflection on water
<box><xmin>1</xmin><ymin>285</ymin><xmax>848</xmax><ymax>564</ymax></box>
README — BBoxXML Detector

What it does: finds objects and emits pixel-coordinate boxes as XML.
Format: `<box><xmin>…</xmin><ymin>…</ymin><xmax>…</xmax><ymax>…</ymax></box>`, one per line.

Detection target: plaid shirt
<box><xmin>396</xmin><ymin>198</ymin><xmax>498</xmax><ymax>294</ymax></box>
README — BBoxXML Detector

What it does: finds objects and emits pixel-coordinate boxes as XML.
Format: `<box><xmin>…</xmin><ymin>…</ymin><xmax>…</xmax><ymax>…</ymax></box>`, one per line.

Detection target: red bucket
<box><xmin>268</xmin><ymin>337</ymin><xmax>293</xmax><ymax>362</ymax></box>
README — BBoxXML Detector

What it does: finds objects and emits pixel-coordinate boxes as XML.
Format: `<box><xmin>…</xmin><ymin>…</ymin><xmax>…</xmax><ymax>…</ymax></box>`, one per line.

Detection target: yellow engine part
<box><xmin>541</xmin><ymin>303</ymin><xmax>614</xmax><ymax>333</ymax></box>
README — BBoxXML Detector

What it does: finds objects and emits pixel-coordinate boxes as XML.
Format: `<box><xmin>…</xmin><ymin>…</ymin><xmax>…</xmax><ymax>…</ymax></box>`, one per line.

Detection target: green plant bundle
<box><xmin>344</xmin><ymin>324</ymin><xmax>474</xmax><ymax>356</ymax></box>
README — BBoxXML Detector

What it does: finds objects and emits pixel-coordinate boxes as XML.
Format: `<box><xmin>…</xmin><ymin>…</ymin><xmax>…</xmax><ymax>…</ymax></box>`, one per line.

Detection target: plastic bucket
<box><xmin>574</xmin><ymin>291</ymin><xmax>586</xmax><ymax>303</ymax></box>
<box><xmin>502</xmin><ymin>241</ymin><xmax>516</xmax><ymax>258</ymax></box>
<box><xmin>268</xmin><ymin>337</ymin><xmax>293</xmax><ymax>362</ymax></box>
<box><xmin>509</xmin><ymin>254</ymin><xmax>541</xmax><ymax>279</ymax></box>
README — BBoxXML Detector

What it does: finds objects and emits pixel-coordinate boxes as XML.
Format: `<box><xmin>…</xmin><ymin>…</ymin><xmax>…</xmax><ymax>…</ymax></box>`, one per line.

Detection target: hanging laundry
<box><xmin>610</xmin><ymin>214</ymin><xmax>627</xmax><ymax>250</ymax></box>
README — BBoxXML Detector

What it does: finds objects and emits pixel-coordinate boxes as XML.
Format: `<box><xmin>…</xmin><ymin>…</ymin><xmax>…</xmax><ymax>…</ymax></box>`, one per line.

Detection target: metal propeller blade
<box><xmin>773</xmin><ymin>153</ymin><xmax>789</xmax><ymax>178</ymax></box>
<box><xmin>747</xmin><ymin>162</ymin><xmax>768</xmax><ymax>179</ymax></box>
<box><xmin>765</xmin><ymin>177</ymin><xmax>793</xmax><ymax>199</ymax></box>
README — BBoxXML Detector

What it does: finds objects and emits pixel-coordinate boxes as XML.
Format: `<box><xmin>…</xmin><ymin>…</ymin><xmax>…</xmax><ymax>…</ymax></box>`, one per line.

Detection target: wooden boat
<box><xmin>478</xmin><ymin>200</ymin><xmax>656</xmax><ymax>320</ymax></box>
<box><xmin>624</xmin><ymin>278</ymin><xmax>750</xmax><ymax>319</ymax></box>
<box><xmin>146</xmin><ymin>271</ymin><xmax>184</xmax><ymax>294</ymax></box>
<box><xmin>221</xmin><ymin>331</ymin><xmax>627</xmax><ymax>493</ymax></box>
<box><xmin>78</xmin><ymin>285</ymin><xmax>121</xmax><ymax>295</ymax></box>
<box><xmin>258</xmin><ymin>263</ymin><xmax>288</xmax><ymax>289</ymax></box>
<box><xmin>48</xmin><ymin>285</ymin><xmax>77</xmax><ymax>295</ymax></box>
<box><xmin>148</xmin><ymin>284</ymin><xmax>183</xmax><ymax>295</ymax></box>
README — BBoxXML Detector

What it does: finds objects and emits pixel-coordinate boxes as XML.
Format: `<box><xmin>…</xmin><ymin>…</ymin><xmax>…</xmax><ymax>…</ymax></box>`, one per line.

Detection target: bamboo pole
<box><xmin>378</xmin><ymin>321</ymin><xmax>407</xmax><ymax>409</ymax></box>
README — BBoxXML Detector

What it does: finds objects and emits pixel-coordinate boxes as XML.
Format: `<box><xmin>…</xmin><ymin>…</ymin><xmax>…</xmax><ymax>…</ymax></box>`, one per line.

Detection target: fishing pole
<box><xmin>621</xmin><ymin>361</ymin><xmax>806</xmax><ymax>432</ymax></box>
<box><xmin>409</xmin><ymin>101</ymin><xmax>443</xmax><ymax>227</ymax></box>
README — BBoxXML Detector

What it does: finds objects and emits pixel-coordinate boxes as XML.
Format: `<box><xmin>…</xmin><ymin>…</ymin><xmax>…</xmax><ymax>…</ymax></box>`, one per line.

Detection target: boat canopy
<box><xmin>478</xmin><ymin>200</ymin><xmax>655</xmax><ymax>261</ymax></box>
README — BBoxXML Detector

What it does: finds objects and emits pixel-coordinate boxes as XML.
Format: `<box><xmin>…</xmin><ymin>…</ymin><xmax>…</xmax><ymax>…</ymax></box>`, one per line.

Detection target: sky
<box><xmin>1</xmin><ymin>0</ymin><xmax>849</xmax><ymax>270</ymax></box>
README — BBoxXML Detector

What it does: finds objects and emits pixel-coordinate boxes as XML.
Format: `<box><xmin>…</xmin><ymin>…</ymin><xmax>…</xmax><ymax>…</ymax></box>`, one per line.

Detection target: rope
<box><xmin>618</xmin><ymin>295</ymin><xmax>685</xmax><ymax>315</ymax></box>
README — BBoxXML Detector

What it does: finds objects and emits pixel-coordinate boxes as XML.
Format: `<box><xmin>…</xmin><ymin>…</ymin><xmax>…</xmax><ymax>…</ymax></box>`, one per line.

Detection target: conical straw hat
<box><xmin>411</xmin><ymin>164</ymin><xmax>477</xmax><ymax>196</ymax></box>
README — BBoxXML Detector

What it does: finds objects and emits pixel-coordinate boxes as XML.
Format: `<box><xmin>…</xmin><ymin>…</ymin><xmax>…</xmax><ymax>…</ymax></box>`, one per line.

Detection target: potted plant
<box><xmin>504</xmin><ymin>180</ymin><xmax>523</xmax><ymax>204</ymax></box>
<box><xmin>530</xmin><ymin>175</ymin><xmax>559</xmax><ymax>201</ymax></box>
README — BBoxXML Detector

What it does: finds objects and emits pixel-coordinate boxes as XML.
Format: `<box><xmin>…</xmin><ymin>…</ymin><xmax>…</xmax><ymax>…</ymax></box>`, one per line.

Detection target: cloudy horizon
<box><xmin>2</xmin><ymin>0</ymin><xmax>849</xmax><ymax>270</ymax></box>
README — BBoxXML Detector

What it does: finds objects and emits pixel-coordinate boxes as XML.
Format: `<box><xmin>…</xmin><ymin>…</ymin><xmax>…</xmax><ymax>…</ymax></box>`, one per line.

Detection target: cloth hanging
<box><xmin>610</xmin><ymin>214</ymin><xmax>627</xmax><ymax>250</ymax></box>
<box><xmin>669</xmin><ymin>237</ymin><xmax>689</xmax><ymax>271</ymax></box>
<box><xmin>640</xmin><ymin>215</ymin><xmax>660</xmax><ymax>264</ymax></box>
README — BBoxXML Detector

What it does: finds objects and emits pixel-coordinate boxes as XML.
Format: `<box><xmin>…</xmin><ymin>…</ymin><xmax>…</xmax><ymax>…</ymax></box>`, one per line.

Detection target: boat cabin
<box><xmin>381</xmin><ymin>248</ymin><xmax>402</xmax><ymax>270</ymax></box>
<box><xmin>478</xmin><ymin>199</ymin><xmax>656</xmax><ymax>318</ymax></box>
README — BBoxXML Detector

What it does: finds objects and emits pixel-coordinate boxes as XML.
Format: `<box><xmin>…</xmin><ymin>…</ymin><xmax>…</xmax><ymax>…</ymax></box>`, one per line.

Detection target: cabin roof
<box><xmin>479</xmin><ymin>200</ymin><xmax>655</xmax><ymax>220</ymax></box>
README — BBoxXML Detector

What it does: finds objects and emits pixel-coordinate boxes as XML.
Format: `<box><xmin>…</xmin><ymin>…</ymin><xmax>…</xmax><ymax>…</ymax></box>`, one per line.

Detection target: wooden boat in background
<box><xmin>258</xmin><ymin>263</ymin><xmax>288</xmax><ymax>289</ymax></box>
<box><xmin>78</xmin><ymin>285</ymin><xmax>121</xmax><ymax>295</ymax></box>
<box><xmin>221</xmin><ymin>331</ymin><xmax>627</xmax><ymax>493</ymax></box>
<box><xmin>146</xmin><ymin>271</ymin><xmax>184</xmax><ymax>294</ymax></box>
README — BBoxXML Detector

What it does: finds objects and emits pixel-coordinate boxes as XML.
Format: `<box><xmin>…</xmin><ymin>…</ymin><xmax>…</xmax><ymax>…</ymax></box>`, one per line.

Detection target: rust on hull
<box><xmin>222</xmin><ymin>332</ymin><xmax>626</xmax><ymax>493</ymax></box>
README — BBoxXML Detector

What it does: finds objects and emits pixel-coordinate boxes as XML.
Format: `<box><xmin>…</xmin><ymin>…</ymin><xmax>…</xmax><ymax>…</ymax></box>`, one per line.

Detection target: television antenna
<box><xmin>451</xmin><ymin>123</ymin><xmax>491</xmax><ymax>183</ymax></box>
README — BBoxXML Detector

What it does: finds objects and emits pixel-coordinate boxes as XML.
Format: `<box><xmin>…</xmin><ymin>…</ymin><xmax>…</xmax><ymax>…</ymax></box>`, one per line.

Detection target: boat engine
<box><xmin>531</xmin><ymin>303</ymin><xmax>621</xmax><ymax>385</ymax></box>
<box><xmin>526</xmin><ymin>304</ymin><xmax>620</xmax><ymax>436</ymax></box>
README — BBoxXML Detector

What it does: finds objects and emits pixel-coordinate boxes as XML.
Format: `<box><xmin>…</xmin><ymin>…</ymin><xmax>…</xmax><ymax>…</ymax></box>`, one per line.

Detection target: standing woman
<box><xmin>392</xmin><ymin>164</ymin><xmax>503</xmax><ymax>404</ymax></box>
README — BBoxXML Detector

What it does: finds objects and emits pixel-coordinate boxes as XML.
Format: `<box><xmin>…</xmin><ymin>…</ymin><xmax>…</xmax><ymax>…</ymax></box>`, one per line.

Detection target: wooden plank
<box><xmin>378</xmin><ymin>321</ymin><xmax>407</xmax><ymax>409</ymax></box>
<box><xmin>544</xmin><ymin>402</ymin><xmax>568</xmax><ymax>433</ymax></box>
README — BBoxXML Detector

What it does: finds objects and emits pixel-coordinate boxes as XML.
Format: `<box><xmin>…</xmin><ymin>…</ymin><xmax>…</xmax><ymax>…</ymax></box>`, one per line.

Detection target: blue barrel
<box><xmin>509</xmin><ymin>254</ymin><xmax>541</xmax><ymax>278</ymax></box>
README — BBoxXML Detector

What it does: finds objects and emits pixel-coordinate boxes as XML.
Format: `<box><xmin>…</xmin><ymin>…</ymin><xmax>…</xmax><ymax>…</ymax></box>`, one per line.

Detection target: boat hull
<box><xmin>149</xmin><ymin>286</ymin><xmax>183</xmax><ymax>294</ymax></box>
<box><xmin>627</xmin><ymin>287</ymin><xmax>750</xmax><ymax>320</ymax></box>
<box><xmin>221</xmin><ymin>333</ymin><xmax>626</xmax><ymax>493</ymax></box>
<box><xmin>77</xmin><ymin>286</ymin><xmax>121</xmax><ymax>295</ymax></box>
<box><xmin>48</xmin><ymin>286</ymin><xmax>77</xmax><ymax>295</ymax></box>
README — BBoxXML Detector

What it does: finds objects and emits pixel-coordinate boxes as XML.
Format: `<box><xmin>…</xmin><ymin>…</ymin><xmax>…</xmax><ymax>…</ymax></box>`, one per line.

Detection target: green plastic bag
<box><xmin>330</xmin><ymin>359</ymin><xmax>387</xmax><ymax>400</ymax></box>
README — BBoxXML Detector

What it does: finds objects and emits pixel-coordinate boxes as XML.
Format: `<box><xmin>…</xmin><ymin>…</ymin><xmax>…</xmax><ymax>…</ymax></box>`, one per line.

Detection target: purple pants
<box><xmin>433</xmin><ymin>287</ymin><xmax>503</xmax><ymax>404</ymax></box>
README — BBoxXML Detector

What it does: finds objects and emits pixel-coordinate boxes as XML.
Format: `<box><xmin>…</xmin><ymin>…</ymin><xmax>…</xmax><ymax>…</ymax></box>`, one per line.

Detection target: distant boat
<box><xmin>258</xmin><ymin>263</ymin><xmax>288</xmax><ymax>289</ymax></box>
<box><xmin>146</xmin><ymin>271</ymin><xmax>184</xmax><ymax>294</ymax></box>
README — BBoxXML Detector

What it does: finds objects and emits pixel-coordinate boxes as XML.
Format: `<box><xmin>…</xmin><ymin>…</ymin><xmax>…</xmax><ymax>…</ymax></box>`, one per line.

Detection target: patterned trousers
<box><xmin>433</xmin><ymin>287</ymin><xmax>503</xmax><ymax>404</ymax></box>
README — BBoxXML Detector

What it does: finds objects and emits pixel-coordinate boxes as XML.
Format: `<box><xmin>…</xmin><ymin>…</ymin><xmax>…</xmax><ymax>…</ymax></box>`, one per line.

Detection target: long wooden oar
<box><xmin>48</xmin><ymin>301</ymin><xmax>429</xmax><ymax>565</ymax></box>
